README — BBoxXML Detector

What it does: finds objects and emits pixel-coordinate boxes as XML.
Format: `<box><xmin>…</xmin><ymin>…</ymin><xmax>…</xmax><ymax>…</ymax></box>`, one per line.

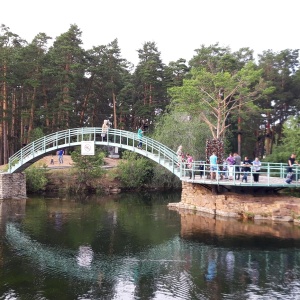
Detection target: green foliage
<box><xmin>25</xmin><ymin>166</ymin><xmax>48</xmax><ymax>193</ymax></box>
<box><xmin>117</xmin><ymin>151</ymin><xmax>154</xmax><ymax>189</ymax></box>
<box><xmin>152</xmin><ymin>110</ymin><xmax>211</xmax><ymax>160</ymax></box>
<box><xmin>282</xmin><ymin>117</ymin><xmax>300</xmax><ymax>153</ymax></box>
<box><xmin>151</xmin><ymin>164</ymin><xmax>181</xmax><ymax>189</ymax></box>
<box><xmin>168</xmin><ymin>62</ymin><xmax>265</xmax><ymax>140</ymax></box>
<box><xmin>132</xmin><ymin>41</ymin><xmax>169</xmax><ymax>122</ymax></box>
<box><xmin>70</xmin><ymin>148</ymin><xmax>105</xmax><ymax>191</ymax></box>
<box><xmin>113</xmin><ymin>152</ymin><xmax>181</xmax><ymax>190</ymax></box>
<box><xmin>189</xmin><ymin>43</ymin><xmax>254</xmax><ymax>73</ymax></box>
<box><xmin>264</xmin><ymin>116</ymin><xmax>300</xmax><ymax>163</ymax></box>
<box><xmin>1</xmin><ymin>21</ymin><xmax>300</xmax><ymax>168</ymax></box>
<box><xmin>28</xmin><ymin>127</ymin><xmax>44</xmax><ymax>143</ymax></box>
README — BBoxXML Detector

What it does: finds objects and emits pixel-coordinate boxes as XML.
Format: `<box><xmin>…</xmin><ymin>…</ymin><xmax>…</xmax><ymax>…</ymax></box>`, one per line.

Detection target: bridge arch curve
<box><xmin>8</xmin><ymin>127</ymin><xmax>296</xmax><ymax>189</ymax></box>
<box><xmin>8</xmin><ymin>127</ymin><xmax>181</xmax><ymax>176</ymax></box>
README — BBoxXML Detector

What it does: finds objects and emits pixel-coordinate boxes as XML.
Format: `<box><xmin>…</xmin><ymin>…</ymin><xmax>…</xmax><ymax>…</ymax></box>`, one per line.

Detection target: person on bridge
<box><xmin>233</xmin><ymin>152</ymin><xmax>241</xmax><ymax>180</ymax></box>
<box><xmin>241</xmin><ymin>156</ymin><xmax>252</xmax><ymax>183</ymax></box>
<box><xmin>286</xmin><ymin>153</ymin><xmax>299</xmax><ymax>183</ymax></box>
<box><xmin>186</xmin><ymin>153</ymin><xmax>194</xmax><ymax>179</ymax></box>
<box><xmin>209</xmin><ymin>152</ymin><xmax>218</xmax><ymax>180</ymax></box>
<box><xmin>101</xmin><ymin>120</ymin><xmax>110</xmax><ymax>141</ymax></box>
<box><xmin>252</xmin><ymin>157</ymin><xmax>261</xmax><ymax>182</ymax></box>
<box><xmin>226</xmin><ymin>153</ymin><xmax>236</xmax><ymax>180</ymax></box>
<box><xmin>219</xmin><ymin>159</ymin><xmax>228</xmax><ymax>180</ymax></box>
<box><xmin>287</xmin><ymin>153</ymin><xmax>298</xmax><ymax>173</ymax></box>
<box><xmin>176</xmin><ymin>145</ymin><xmax>183</xmax><ymax>167</ymax></box>
<box><xmin>137</xmin><ymin>125</ymin><xmax>144</xmax><ymax>149</ymax></box>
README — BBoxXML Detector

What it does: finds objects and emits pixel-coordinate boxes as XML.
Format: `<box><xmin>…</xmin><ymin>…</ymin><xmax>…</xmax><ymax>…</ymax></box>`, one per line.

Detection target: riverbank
<box><xmin>38</xmin><ymin>155</ymin><xmax>122</xmax><ymax>194</ymax></box>
<box><xmin>37</xmin><ymin>154</ymin><xmax>120</xmax><ymax>170</ymax></box>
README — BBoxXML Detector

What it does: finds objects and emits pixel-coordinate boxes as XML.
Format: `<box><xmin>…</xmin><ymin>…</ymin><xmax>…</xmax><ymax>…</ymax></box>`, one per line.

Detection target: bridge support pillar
<box><xmin>0</xmin><ymin>173</ymin><xmax>26</xmax><ymax>199</ymax></box>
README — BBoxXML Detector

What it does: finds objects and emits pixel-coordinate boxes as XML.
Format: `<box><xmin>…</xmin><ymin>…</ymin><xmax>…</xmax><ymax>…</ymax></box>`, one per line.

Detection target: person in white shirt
<box><xmin>252</xmin><ymin>157</ymin><xmax>261</xmax><ymax>182</ymax></box>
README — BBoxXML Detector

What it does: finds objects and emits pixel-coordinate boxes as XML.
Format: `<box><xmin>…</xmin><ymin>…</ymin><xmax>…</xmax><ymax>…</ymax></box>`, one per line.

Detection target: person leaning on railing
<box><xmin>286</xmin><ymin>153</ymin><xmax>299</xmax><ymax>183</ymax></box>
<box><xmin>287</xmin><ymin>153</ymin><xmax>298</xmax><ymax>173</ymax></box>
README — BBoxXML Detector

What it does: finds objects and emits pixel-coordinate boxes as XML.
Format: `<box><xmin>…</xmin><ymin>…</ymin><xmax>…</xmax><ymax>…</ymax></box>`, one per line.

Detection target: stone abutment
<box><xmin>168</xmin><ymin>182</ymin><xmax>300</xmax><ymax>223</ymax></box>
<box><xmin>0</xmin><ymin>173</ymin><xmax>27</xmax><ymax>199</ymax></box>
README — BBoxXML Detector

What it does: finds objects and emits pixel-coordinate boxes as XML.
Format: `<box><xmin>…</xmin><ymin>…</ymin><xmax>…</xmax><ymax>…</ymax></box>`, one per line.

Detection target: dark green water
<box><xmin>1</xmin><ymin>192</ymin><xmax>300</xmax><ymax>300</ymax></box>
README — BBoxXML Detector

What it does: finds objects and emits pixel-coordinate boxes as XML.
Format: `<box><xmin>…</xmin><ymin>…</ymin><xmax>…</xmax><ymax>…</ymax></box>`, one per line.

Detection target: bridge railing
<box><xmin>179</xmin><ymin>161</ymin><xmax>300</xmax><ymax>186</ymax></box>
<box><xmin>8</xmin><ymin>127</ymin><xmax>299</xmax><ymax>186</ymax></box>
<box><xmin>8</xmin><ymin>128</ymin><xmax>180</xmax><ymax>173</ymax></box>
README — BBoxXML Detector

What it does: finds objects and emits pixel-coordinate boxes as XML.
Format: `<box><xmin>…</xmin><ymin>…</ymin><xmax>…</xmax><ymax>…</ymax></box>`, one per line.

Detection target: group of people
<box><xmin>176</xmin><ymin>145</ymin><xmax>195</xmax><ymax>179</ymax></box>
<box><xmin>176</xmin><ymin>146</ymin><xmax>262</xmax><ymax>182</ymax></box>
<box><xmin>101</xmin><ymin>120</ymin><xmax>144</xmax><ymax>149</ymax></box>
<box><xmin>50</xmin><ymin>149</ymin><xmax>64</xmax><ymax>164</ymax></box>
<box><xmin>210</xmin><ymin>152</ymin><xmax>262</xmax><ymax>183</ymax></box>
<box><xmin>100</xmin><ymin>121</ymin><xmax>299</xmax><ymax>185</ymax></box>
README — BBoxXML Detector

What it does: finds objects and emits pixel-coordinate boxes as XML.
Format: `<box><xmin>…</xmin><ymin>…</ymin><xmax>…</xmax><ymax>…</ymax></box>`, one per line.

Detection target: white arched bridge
<box><xmin>8</xmin><ymin>127</ymin><xmax>180</xmax><ymax>176</ymax></box>
<box><xmin>8</xmin><ymin>127</ymin><xmax>300</xmax><ymax>189</ymax></box>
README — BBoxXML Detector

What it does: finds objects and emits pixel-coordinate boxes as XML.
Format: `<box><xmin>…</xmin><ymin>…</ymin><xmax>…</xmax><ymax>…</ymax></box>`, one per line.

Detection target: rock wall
<box><xmin>168</xmin><ymin>182</ymin><xmax>300</xmax><ymax>223</ymax></box>
<box><xmin>0</xmin><ymin>173</ymin><xmax>27</xmax><ymax>199</ymax></box>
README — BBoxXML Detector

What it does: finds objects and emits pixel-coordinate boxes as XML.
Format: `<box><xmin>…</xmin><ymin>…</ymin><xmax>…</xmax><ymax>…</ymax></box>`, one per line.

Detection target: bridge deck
<box><xmin>181</xmin><ymin>174</ymin><xmax>300</xmax><ymax>188</ymax></box>
<box><xmin>180</xmin><ymin>174</ymin><xmax>300</xmax><ymax>189</ymax></box>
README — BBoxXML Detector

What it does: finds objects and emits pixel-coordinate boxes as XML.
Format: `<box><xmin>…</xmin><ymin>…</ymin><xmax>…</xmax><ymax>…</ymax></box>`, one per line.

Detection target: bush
<box><xmin>70</xmin><ymin>148</ymin><xmax>105</xmax><ymax>192</ymax></box>
<box><xmin>151</xmin><ymin>164</ymin><xmax>181</xmax><ymax>190</ymax></box>
<box><xmin>25</xmin><ymin>166</ymin><xmax>48</xmax><ymax>193</ymax></box>
<box><xmin>117</xmin><ymin>151</ymin><xmax>154</xmax><ymax>189</ymax></box>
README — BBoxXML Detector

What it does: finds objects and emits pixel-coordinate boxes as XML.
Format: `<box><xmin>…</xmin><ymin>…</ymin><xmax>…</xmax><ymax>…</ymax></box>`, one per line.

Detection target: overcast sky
<box><xmin>2</xmin><ymin>0</ymin><xmax>299</xmax><ymax>67</ymax></box>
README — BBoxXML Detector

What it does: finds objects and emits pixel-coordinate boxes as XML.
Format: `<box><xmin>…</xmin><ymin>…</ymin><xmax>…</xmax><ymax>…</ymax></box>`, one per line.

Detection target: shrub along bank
<box><xmin>25</xmin><ymin>150</ymin><xmax>181</xmax><ymax>195</ymax></box>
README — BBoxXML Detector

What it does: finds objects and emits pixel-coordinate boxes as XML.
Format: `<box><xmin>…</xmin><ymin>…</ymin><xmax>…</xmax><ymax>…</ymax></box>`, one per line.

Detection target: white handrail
<box><xmin>8</xmin><ymin>128</ymin><xmax>179</xmax><ymax>175</ymax></box>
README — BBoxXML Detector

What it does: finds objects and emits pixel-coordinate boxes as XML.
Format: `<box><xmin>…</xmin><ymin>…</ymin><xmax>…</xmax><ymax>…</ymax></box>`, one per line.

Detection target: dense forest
<box><xmin>0</xmin><ymin>23</ymin><xmax>300</xmax><ymax>165</ymax></box>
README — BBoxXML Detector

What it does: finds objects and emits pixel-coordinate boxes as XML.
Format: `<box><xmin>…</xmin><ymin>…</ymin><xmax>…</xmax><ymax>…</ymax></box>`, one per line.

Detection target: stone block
<box><xmin>0</xmin><ymin>173</ymin><xmax>27</xmax><ymax>199</ymax></box>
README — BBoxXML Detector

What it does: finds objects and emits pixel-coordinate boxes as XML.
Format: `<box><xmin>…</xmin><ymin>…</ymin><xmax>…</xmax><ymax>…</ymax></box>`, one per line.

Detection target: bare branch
<box><xmin>201</xmin><ymin>112</ymin><xmax>216</xmax><ymax>138</ymax></box>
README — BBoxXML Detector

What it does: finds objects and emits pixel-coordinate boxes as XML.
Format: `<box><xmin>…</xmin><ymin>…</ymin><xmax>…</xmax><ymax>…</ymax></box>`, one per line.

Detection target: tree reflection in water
<box><xmin>2</xmin><ymin>194</ymin><xmax>300</xmax><ymax>299</ymax></box>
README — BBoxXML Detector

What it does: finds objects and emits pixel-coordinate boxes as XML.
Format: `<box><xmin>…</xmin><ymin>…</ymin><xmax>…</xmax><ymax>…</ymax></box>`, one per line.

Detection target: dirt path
<box><xmin>38</xmin><ymin>155</ymin><xmax>119</xmax><ymax>168</ymax></box>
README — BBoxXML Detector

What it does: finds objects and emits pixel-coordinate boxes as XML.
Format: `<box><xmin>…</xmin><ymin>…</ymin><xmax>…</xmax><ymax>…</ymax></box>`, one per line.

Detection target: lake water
<box><xmin>1</xmin><ymin>192</ymin><xmax>300</xmax><ymax>300</ymax></box>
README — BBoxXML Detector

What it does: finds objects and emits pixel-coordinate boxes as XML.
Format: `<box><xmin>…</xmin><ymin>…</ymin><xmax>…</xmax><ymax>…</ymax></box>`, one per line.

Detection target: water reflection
<box><xmin>76</xmin><ymin>245</ymin><xmax>94</xmax><ymax>268</ymax></box>
<box><xmin>174</xmin><ymin>208</ymin><xmax>300</xmax><ymax>249</ymax></box>
<box><xmin>1</xmin><ymin>194</ymin><xmax>300</xmax><ymax>299</ymax></box>
<box><xmin>225</xmin><ymin>251</ymin><xmax>235</xmax><ymax>281</ymax></box>
<box><xmin>205</xmin><ymin>250</ymin><xmax>217</xmax><ymax>281</ymax></box>
<box><xmin>0</xmin><ymin>198</ymin><xmax>26</xmax><ymax>223</ymax></box>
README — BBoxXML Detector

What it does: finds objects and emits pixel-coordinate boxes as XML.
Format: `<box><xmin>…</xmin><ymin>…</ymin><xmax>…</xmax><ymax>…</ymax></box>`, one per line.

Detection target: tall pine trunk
<box><xmin>2</xmin><ymin>64</ymin><xmax>8</xmax><ymax>164</ymax></box>
<box><xmin>112</xmin><ymin>91</ymin><xmax>117</xmax><ymax>129</ymax></box>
